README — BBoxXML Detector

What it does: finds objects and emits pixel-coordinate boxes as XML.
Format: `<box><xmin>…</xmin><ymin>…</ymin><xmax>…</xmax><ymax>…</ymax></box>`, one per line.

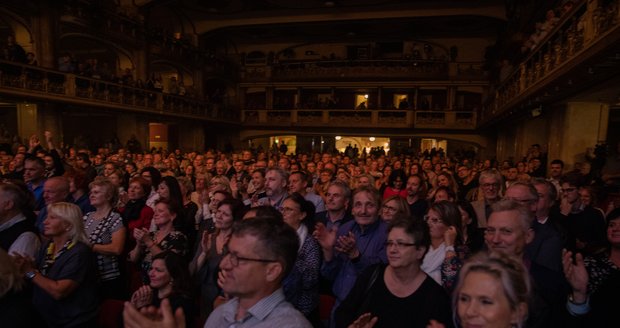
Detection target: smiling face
<box><xmin>608</xmin><ymin>218</ymin><xmax>620</xmax><ymax>247</ymax></box>
<box><xmin>457</xmin><ymin>271</ymin><xmax>517</xmax><ymax>328</ymax></box>
<box><xmin>157</xmin><ymin>182</ymin><xmax>170</xmax><ymax>200</ymax></box>
<box><xmin>127</xmin><ymin>181</ymin><xmax>146</xmax><ymax>200</ymax></box>
<box><xmin>214</xmin><ymin>204</ymin><xmax>234</xmax><ymax>230</ymax></box>
<box><xmin>153</xmin><ymin>202</ymin><xmax>175</xmax><ymax>228</ymax></box>
<box><xmin>352</xmin><ymin>190</ymin><xmax>379</xmax><ymax>226</ymax></box>
<box><xmin>485</xmin><ymin>210</ymin><xmax>532</xmax><ymax>257</ymax></box>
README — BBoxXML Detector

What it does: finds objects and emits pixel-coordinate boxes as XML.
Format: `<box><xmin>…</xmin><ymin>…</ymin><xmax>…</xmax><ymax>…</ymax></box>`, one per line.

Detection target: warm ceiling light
<box><xmin>335</xmin><ymin>136</ymin><xmax>342</xmax><ymax>140</ymax></box>
<box><xmin>369</xmin><ymin>137</ymin><xmax>375</xmax><ymax>142</ymax></box>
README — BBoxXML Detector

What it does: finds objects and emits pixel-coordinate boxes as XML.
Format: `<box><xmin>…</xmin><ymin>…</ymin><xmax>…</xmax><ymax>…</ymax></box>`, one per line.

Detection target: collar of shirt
<box><xmin>0</xmin><ymin>212</ymin><xmax>27</xmax><ymax>232</ymax></box>
<box><xmin>351</xmin><ymin>218</ymin><xmax>381</xmax><ymax>236</ymax></box>
<box><xmin>222</xmin><ymin>288</ymin><xmax>287</xmax><ymax>323</ymax></box>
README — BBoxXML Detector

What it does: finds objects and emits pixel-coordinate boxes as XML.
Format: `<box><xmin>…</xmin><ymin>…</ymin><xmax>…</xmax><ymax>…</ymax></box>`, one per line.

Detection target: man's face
<box><xmin>234</xmin><ymin>161</ymin><xmax>245</xmax><ymax>174</ymax></box>
<box><xmin>480</xmin><ymin>177</ymin><xmax>500</xmax><ymax>201</ymax></box>
<box><xmin>219</xmin><ymin>234</ymin><xmax>280</xmax><ymax>299</ymax></box>
<box><xmin>103</xmin><ymin>163</ymin><xmax>115</xmax><ymax>177</ymax></box>
<box><xmin>406</xmin><ymin>176</ymin><xmax>422</xmax><ymax>197</ymax></box>
<box><xmin>265</xmin><ymin>171</ymin><xmax>286</xmax><ymax>197</ymax></box>
<box><xmin>485</xmin><ymin>210</ymin><xmax>532</xmax><ymax>257</ymax></box>
<box><xmin>288</xmin><ymin>173</ymin><xmax>306</xmax><ymax>194</ymax></box>
<box><xmin>193</xmin><ymin>155</ymin><xmax>204</xmax><ymax>168</ymax></box>
<box><xmin>306</xmin><ymin>163</ymin><xmax>316</xmax><ymax>173</ymax></box>
<box><xmin>534</xmin><ymin>183</ymin><xmax>554</xmax><ymax>216</ymax></box>
<box><xmin>23</xmin><ymin>160</ymin><xmax>45</xmax><ymax>183</ymax></box>
<box><xmin>43</xmin><ymin>180</ymin><xmax>68</xmax><ymax>204</ymax></box>
<box><xmin>352</xmin><ymin>191</ymin><xmax>379</xmax><ymax>226</ymax></box>
<box><xmin>143</xmin><ymin>155</ymin><xmax>153</xmax><ymax>166</ymax></box>
<box><xmin>205</xmin><ymin>158</ymin><xmax>215</xmax><ymax>171</ymax></box>
<box><xmin>504</xmin><ymin>185</ymin><xmax>537</xmax><ymax>214</ymax></box>
<box><xmin>422</xmin><ymin>159</ymin><xmax>431</xmax><ymax>171</ymax></box>
<box><xmin>325</xmin><ymin>185</ymin><xmax>348</xmax><ymax>212</ymax></box>
<box><xmin>278</xmin><ymin>158</ymin><xmax>290</xmax><ymax>170</ymax></box>
<box><xmin>43</xmin><ymin>156</ymin><xmax>54</xmax><ymax>170</ymax></box>
<box><xmin>321</xmin><ymin>154</ymin><xmax>331</xmax><ymax>164</ymax></box>
<box><xmin>561</xmin><ymin>183</ymin><xmax>580</xmax><ymax>204</ymax></box>
<box><xmin>506</xmin><ymin>168</ymin><xmax>518</xmax><ymax>181</ymax></box>
<box><xmin>242</xmin><ymin>151</ymin><xmax>252</xmax><ymax>161</ymax></box>
<box><xmin>550</xmin><ymin>164</ymin><xmax>563</xmax><ymax>178</ymax></box>
<box><xmin>251</xmin><ymin>172</ymin><xmax>265</xmax><ymax>190</ymax></box>
<box><xmin>216</xmin><ymin>162</ymin><xmax>226</xmax><ymax>176</ymax></box>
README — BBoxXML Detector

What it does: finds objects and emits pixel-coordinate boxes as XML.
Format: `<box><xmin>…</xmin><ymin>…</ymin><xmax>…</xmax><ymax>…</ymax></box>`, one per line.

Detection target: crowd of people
<box><xmin>1</xmin><ymin>130</ymin><xmax>619</xmax><ymax>328</ymax></box>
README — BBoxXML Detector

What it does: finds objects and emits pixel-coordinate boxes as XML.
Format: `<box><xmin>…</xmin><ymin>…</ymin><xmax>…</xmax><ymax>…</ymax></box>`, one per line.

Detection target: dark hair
<box><xmin>140</xmin><ymin>167</ymin><xmax>162</xmax><ymax>189</ymax></box>
<box><xmin>245</xmin><ymin>205</ymin><xmax>283</xmax><ymax>221</ymax></box>
<box><xmin>353</xmin><ymin>185</ymin><xmax>382</xmax><ymax>209</ymax></box>
<box><xmin>429</xmin><ymin>200</ymin><xmax>463</xmax><ymax>245</ymax></box>
<box><xmin>24</xmin><ymin>156</ymin><xmax>45</xmax><ymax>168</ymax></box>
<box><xmin>433</xmin><ymin>186</ymin><xmax>457</xmax><ymax>202</ymax></box>
<box><xmin>285</xmin><ymin>192</ymin><xmax>316</xmax><ymax>222</ymax></box>
<box><xmin>607</xmin><ymin>207</ymin><xmax>620</xmax><ymax>225</ymax></box>
<box><xmin>457</xmin><ymin>200</ymin><xmax>479</xmax><ymax>229</ymax></box>
<box><xmin>388</xmin><ymin>218</ymin><xmax>431</xmax><ymax>255</ymax></box>
<box><xmin>76</xmin><ymin>152</ymin><xmax>91</xmax><ymax>165</ymax></box>
<box><xmin>217</xmin><ymin>198</ymin><xmax>247</xmax><ymax>222</ymax></box>
<box><xmin>159</xmin><ymin>176</ymin><xmax>183</xmax><ymax>207</ymax></box>
<box><xmin>388</xmin><ymin>169</ymin><xmax>407</xmax><ymax>189</ymax></box>
<box><xmin>232</xmin><ymin>217</ymin><xmax>299</xmax><ymax>279</ymax></box>
<box><xmin>550</xmin><ymin>159</ymin><xmax>564</xmax><ymax>168</ymax></box>
<box><xmin>407</xmin><ymin>174</ymin><xmax>428</xmax><ymax>198</ymax></box>
<box><xmin>290</xmin><ymin>171</ymin><xmax>309</xmax><ymax>184</ymax></box>
<box><xmin>151</xmin><ymin>251</ymin><xmax>192</xmax><ymax>297</ymax></box>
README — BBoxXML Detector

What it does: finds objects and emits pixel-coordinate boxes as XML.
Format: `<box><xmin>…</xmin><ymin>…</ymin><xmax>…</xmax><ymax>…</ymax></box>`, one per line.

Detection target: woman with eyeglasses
<box><xmin>421</xmin><ymin>201</ymin><xmax>463</xmax><ymax>289</ymax></box>
<box><xmin>336</xmin><ymin>219</ymin><xmax>452</xmax><ymax>328</ymax></box>
<box><xmin>279</xmin><ymin>193</ymin><xmax>321</xmax><ymax>323</ymax></box>
<box><xmin>380</xmin><ymin>195</ymin><xmax>411</xmax><ymax>222</ymax></box>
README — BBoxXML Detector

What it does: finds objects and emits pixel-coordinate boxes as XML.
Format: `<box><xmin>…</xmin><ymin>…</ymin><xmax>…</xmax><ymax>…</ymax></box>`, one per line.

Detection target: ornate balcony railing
<box><xmin>241</xmin><ymin>109</ymin><xmax>476</xmax><ymax>130</ymax></box>
<box><xmin>0</xmin><ymin>60</ymin><xmax>236</xmax><ymax>122</ymax></box>
<box><xmin>241</xmin><ymin>59</ymin><xmax>487</xmax><ymax>82</ymax></box>
<box><xmin>482</xmin><ymin>0</ymin><xmax>620</xmax><ymax>124</ymax></box>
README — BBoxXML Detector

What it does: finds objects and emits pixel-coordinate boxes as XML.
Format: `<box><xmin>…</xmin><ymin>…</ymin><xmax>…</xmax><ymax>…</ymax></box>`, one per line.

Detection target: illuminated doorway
<box><xmin>335</xmin><ymin>136</ymin><xmax>390</xmax><ymax>154</ymax></box>
<box><xmin>420</xmin><ymin>138</ymin><xmax>447</xmax><ymax>153</ymax></box>
<box><xmin>355</xmin><ymin>94</ymin><xmax>369</xmax><ymax>109</ymax></box>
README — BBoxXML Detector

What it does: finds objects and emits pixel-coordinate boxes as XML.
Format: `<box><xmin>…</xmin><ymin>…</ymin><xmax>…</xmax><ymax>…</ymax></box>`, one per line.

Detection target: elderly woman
<box><xmin>190</xmin><ymin>197</ymin><xmax>244</xmax><ymax>320</ymax></box>
<box><xmin>118</xmin><ymin>177</ymin><xmax>154</xmax><ymax>248</ymax></box>
<box><xmin>15</xmin><ymin>202</ymin><xmax>99</xmax><ymax>327</ymax></box>
<box><xmin>380</xmin><ymin>195</ymin><xmax>411</xmax><ymax>222</ymax></box>
<box><xmin>129</xmin><ymin>199</ymin><xmax>188</xmax><ymax>283</ymax></box>
<box><xmin>107</xmin><ymin>168</ymin><xmax>127</xmax><ymax>207</ymax></box>
<box><xmin>336</xmin><ymin>219</ymin><xmax>452</xmax><ymax>327</ymax></box>
<box><xmin>422</xmin><ymin>201</ymin><xmax>463</xmax><ymax>287</ymax></box>
<box><xmin>454</xmin><ymin>252</ymin><xmax>530</xmax><ymax>328</ymax></box>
<box><xmin>83</xmin><ymin>177</ymin><xmax>126</xmax><ymax>299</ymax></box>
<box><xmin>280</xmin><ymin>193</ymin><xmax>321</xmax><ymax>322</ymax></box>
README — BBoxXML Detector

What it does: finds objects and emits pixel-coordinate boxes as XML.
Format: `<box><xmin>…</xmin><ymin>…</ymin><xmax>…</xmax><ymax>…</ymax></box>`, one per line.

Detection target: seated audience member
<box><xmin>280</xmin><ymin>193</ymin><xmax>321</xmax><ymax>322</ymax></box>
<box><xmin>314</xmin><ymin>186</ymin><xmax>388</xmax><ymax>324</ymax></box>
<box><xmin>64</xmin><ymin>168</ymin><xmax>95</xmax><ymax>215</ymax></box>
<box><xmin>314</xmin><ymin>180</ymin><xmax>353</xmax><ymax>230</ymax></box>
<box><xmin>380</xmin><ymin>195</ymin><xmax>411</xmax><ymax>222</ymax></box>
<box><xmin>107</xmin><ymin>168</ymin><xmax>127</xmax><ymax>207</ymax></box>
<box><xmin>288</xmin><ymin>170</ymin><xmax>326</xmax><ymax>213</ymax></box>
<box><xmin>470</xmin><ymin>169</ymin><xmax>504</xmax><ymax>229</ymax></box>
<box><xmin>14</xmin><ymin>202</ymin><xmax>100</xmax><ymax>327</ymax></box>
<box><xmin>382</xmin><ymin>169</ymin><xmax>407</xmax><ymax>199</ymax></box>
<box><xmin>336</xmin><ymin>219</ymin><xmax>452</xmax><ymax>328</ymax></box>
<box><xmin>0</xmin><ymin>182</ymin><xmax>39</xmax><ymax>257</ymax></box>
<box><xmin>558</xmin><ymin>172</ymin><xmax>606</xmax><ymax>256</ymax></box>
<box><xmin>190</xmin><ymin>198</ymin><xmax>244</xmax><ymax>320</ymax></box>
<box><xmin>405</xmin><ymin>174</ymin><xmax>428</xmax><ymax>220</ymax></box>
<box><xmin>130</xmin><ymin>251</ymin><xmax>195</xmax><ymax>328</ymax></box>
<box><xmin>140</xmin><ymin>167</ymin><xmax>162</xmax><ymax>209</ymax></box>
<box><xmin>23</xmin><ymin>156</ymin><xmax>47</xmax><ymax>211</ymax></box>
<box><xmin>0</xmin><ymin>248</ymin><xmax>39</xmax><ymax>327</ymax></box>
<box><xmin>453</xmin><ymin>252</ymin><xmax>531</xmax><ymax>328</ymax></box>
<box><xmin>563</xmin><ymin>207</ymin><xmax>620</xmax><ymax>327</ymax></box>
<box><xmin>36</xmin><ymin>176</ymin><xmax>71</xmax><ymax>233</ymax></box>
<box><xmin>431</xmin><ymin>186</ymin><xmax>457</xmax><ymax>203</ymax></box>
<box><xmin>124</xmin><ymin>216</ymin><xmax>312</xmax><ymax>327</ymax></box>
<box><xmin>83</xmin><ymin>177</ymin><xmax>126</xmax><ymax>299</ymax></box>
<box><xmin>118</xmin><ymin>177</ymin><xmax>154</xmax><ymax>249</ymax></box>
<box><xmin>456</xmin><ymin>201</ymin><xmax>484</xmax><ymax>256</ymax></box>
<box><xmin>129</xmin><ymin>199</ymin><xmax>188</xmax><ymax>283</ymax></box>
<box><xmin>422</xmin><ymin>201</ymin><xmax>463</xmax><ymax>288</ymax></box>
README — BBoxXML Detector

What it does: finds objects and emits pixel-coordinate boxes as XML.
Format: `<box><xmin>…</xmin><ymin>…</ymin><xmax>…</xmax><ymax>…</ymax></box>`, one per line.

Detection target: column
<box><xmin>16</xmin><ymin>103</ymin><xmax>38</xmax><ymax>140</ymax></box>
<box><xmin>31</xmin><ymin>4</ymin><xmax>56</xmax><ymax>68</ymax></box>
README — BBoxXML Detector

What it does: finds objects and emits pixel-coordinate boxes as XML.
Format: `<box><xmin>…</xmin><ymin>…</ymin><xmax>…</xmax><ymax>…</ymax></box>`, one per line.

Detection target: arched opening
<box><xmin>58</xmin><ymin>34</ymin><xmax>134</xmax><ymax>78</ymax></box>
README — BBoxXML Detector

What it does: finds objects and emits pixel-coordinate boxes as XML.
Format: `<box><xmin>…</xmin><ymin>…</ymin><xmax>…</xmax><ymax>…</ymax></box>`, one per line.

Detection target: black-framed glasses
<box><xmin>223</xmin><ymin>250</ymin><xmax>278</xmax><ymax>267</ymax></box>
<box><xmin>384</xmin><ymin>240</ymin><xmax>417</xmax><ymax>249</ymax></box>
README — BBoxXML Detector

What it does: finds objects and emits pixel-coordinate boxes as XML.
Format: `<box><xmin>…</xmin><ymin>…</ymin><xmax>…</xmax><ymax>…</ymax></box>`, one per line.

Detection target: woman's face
<box><xmin>459</xmin><ymin>206</ymin><xmax>472</xmax><ymax>226</ymax></box>
<box><xmin>108</xmin><ymin>173</ymin><xmax>122</xmax><ymax>187</ymax></box>
<box><xmin>209</xmin><ymin>178</ymin><xmax>226</xmax><ymax>193</ymax></box>
<box><xmin>280</xmin><ymin>198</ymin><xmax>305</xmax><ymax>230</ymax></box>
<box><xmin>391</xmin><ymin>176</ymin><xmax>403</xmax><ymax>189</ymax></box>
<box><xmin>385</xmin><ymin>227</ymin><xmax>424</xmax><ymax>268</ymax></box>
<box><xmin>149</xmin><ymin>259</ymin><xmax>171</xmax><ymax>290</ymax></box>
<box><xmin>209</xmin><ymin>193</ymin><xmax>227</xmax><ymax>211</ymax></box>
<box><xmin>185</xmin><ymin>165</ymin><xmax>194</xmax><ymax>175</ymax></box>
<box><xmin>381</xmin><ymin>199</ymin><xmax>399</xmax><ymax>222</ymax></box>
<box><xmin>128</xmin><ymin>182</ymin><xmax>145</xmax><ymax>200</ymax></box>
<box><xmin>157</xmin><ymin>183</ymin><xmax>170</xmax><ymax>200</ymax></box>
<box><xmin>457</xmin><ymin>271</ymin><xmax>518</xmax><ymax>328</ymax></box>
<box><xmin>438</xmin><ymin>175</ymin><xmax>450</xmax><ymax>187</ymax></box>
<box><xmin>195</xmin><ymin>176</ymin><xmax>205</xmax><ymax>190</ymax></box>
<box><xmin>89</xmin><ymin>185</ymin><xmax>110</xmax><ymax>207</ymax></box>
<box><xmin>434</xmin><ymin>190</ymin><xmax>451</xmax><ymax>203</ymax></box>
<box><xmin>153</xmin><ymin>203</ymin><xmax>175</xmax><ymax>227</ymax></box>
<box><xmin>426</xmin><ymin>209</ymin><xmax>448</xmax><ymax>239</ymax></box>
<box><xmin>579</xmin><ymin>188</ymin><xmax>592</xmax><ymax>206</ymax></box>
<box><xmin>214</xmin><ymin>204</ymin><xmax>234</xmax><ymax>230</ymax></box>
<box><xmin>607</xmin><ymin>218</ymin><xmax>620</xmax><ymax>246</ymax></box>
<box><xmin>43</xmin><ymin>212</ymin><xmax>71</xmax><ymax>237</ymax></box>
<box><xmin>411</xmin><ymin>165</ymin><xmax>419</xmax><ymax>175</ymax></box>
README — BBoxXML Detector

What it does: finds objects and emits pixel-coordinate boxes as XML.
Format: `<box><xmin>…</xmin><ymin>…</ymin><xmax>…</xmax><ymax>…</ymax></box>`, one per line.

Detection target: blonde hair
<box><xmin>47</xmin><ymin>202</ymin><xmax>89</xmax><ymax>245</ymax></box>
<box><xmin>88</xmin><ymin>177</ymin><xmax>119</xmax><ymax>207</ymax></box>
<box><xmin>0</xmin><ymin>249</ymin><xmax>23</xmax><ymax>297</ymax></box>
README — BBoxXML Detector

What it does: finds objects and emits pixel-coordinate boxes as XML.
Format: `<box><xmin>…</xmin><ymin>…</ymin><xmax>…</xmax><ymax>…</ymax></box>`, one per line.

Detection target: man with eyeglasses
<box><xmin>124</xmin><ymin>217</ymin><xmax>312</xmax><ymax>328</ymax></box>
<box><xmin>558</xmin><ymin>172</ymin><xmax>606</xmax><ymax>256</ymax></box>
<box><xmin>470</xmin><ymin>169</ymin><xmax>504</xmax><ymax>229</ymax></box>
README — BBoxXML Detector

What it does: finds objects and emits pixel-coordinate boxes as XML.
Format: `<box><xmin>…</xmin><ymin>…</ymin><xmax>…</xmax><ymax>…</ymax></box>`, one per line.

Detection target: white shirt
<box><xmin>0</xmin><ymin>213</ymin><xmax>40</xmax><ymax>257</ymax></box>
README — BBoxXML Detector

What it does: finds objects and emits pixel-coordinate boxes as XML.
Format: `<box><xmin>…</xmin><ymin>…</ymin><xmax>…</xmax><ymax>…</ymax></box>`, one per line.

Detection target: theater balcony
<box><xmin>481</xmin><ymin>0</ymin><xmax>620</xmax><ymax>127</ymax></box>
<box><xmin>0</xmin><ymin>60</ymin><xmax>237</xmax><ymax>123</ymax></box>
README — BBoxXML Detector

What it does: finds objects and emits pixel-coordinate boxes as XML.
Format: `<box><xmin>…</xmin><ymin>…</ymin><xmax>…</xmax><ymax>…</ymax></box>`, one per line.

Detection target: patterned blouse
<box><xmin>84</xmin><ymin>211</ymin><xmax>124</xmax><ymax>281</ymax></box>
<box><xmin>140</xmin><ymin>230</ymin><xmax>188</xmax><ymax>278</ymax></box>
<box><xmin>585</xmin><ymin>252</ymin><xmax>620</xmax><ymax>294</ymax></box>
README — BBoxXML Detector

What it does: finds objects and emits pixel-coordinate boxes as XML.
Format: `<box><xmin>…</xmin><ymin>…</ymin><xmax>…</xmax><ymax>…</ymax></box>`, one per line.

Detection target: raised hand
<box><xmin>123</xmin><ymin>298</ymin><xmax>186</xmax><ymax>328</ymax></box>
<box><xmin>313</xmin><ymin>222</ymin><xmax>337</xmax><ymax>251</ymax></box>
<box><xmin>336</xmin><ymin>231</ymin><xmax>359</xmax><ymax>259</ymax></box>
<box><xmin>562</xmin><ymin>249</ymin><xmax>588</xmax><ymax>303</ymax></box>
<box><xmin>200</xmin><ymin>230</ymin><xmax>213</xmax><ymax>255</ymax></box>
<box><xmin>348</xmin><ymin>313</ymin><xmax>378</xmax><ymax>328</ymax></box>
<box><xmin>130</xmin><ymin>285</ymin><xmax>154</xmax><ymax>309</ymax></box>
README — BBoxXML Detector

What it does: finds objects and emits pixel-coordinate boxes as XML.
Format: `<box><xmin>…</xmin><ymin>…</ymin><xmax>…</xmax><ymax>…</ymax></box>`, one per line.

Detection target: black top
<box><xmin>335</xmin><ymin>264</ymin><xmax>453</xmax><ymax>328</ymax></box>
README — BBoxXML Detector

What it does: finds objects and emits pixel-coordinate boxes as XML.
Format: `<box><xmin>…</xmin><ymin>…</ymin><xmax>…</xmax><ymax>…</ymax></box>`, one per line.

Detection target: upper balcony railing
<box><xmin>241</xmin><ymin>109</ymin><xmax>476</xmax><ymax>130</ymax></box>
<box><xmin>0</xmin><ymin>60</ymin><xmax>236</xmax><ymax>122</ymax></box>
<box><xmin>482</xmin><ymin>0</ymin><xmax>620</xmax><ymax>124</ymax></box>
<box><xmin>241</xmin><ymin>59</ymin><xmax>487</xmax><ymax>82</ymax></box>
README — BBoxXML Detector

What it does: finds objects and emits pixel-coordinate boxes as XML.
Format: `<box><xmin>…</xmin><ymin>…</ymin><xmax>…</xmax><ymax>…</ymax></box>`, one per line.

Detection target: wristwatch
<box><xmin>25</xmin><ymin>270</ymin><xmax>38</xmax><ymax>280</ymax></box>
